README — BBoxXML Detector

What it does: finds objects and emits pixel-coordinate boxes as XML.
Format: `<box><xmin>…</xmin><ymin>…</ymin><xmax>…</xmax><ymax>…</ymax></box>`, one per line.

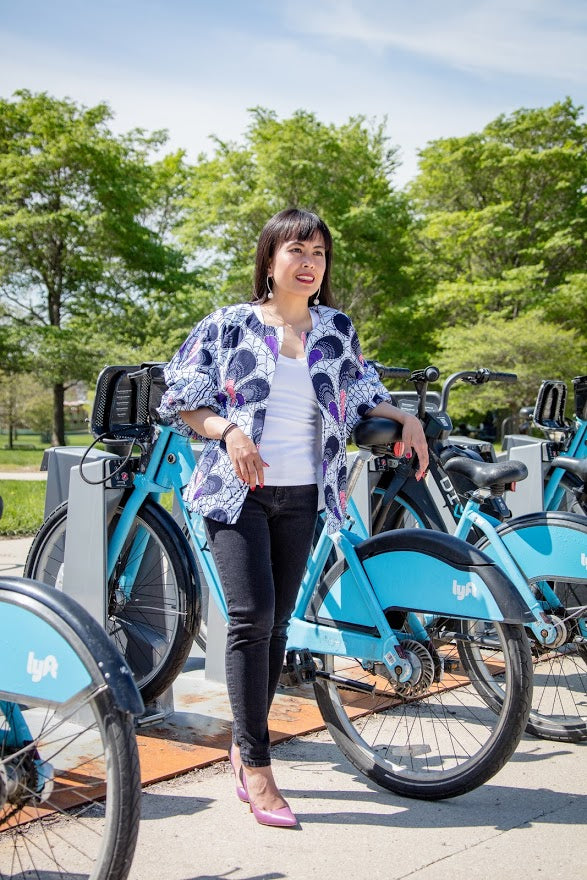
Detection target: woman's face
<box><xmin>268</xmin><ymin>234</ymin><xmax>326</xmax><ymax>301</ymax></box>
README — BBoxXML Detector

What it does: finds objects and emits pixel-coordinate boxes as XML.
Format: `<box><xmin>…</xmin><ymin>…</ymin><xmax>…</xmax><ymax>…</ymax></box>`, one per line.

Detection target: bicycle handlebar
<box><xmin>369</xmin><ymin>361</ymin><xmax>517</xmax><ymax>419</ymax></box>
<box><xmin>439</xmin><ymin>368</ymin><xmax>517</xmax><ymax>411</ymax></box>
<box><xmin>371</xmin><ymin>362</ymin><xmax>412</xmax><ymax>381</ymax></box>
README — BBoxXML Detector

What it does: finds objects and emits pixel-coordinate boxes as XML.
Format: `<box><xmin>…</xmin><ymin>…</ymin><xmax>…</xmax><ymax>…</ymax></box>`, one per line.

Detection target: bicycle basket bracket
<box><xmin>532</xmin><ymin>379</ymin><xmax>568</xmax><ymax>433</ymax></box>
<box><xmin>90</xmin><ymin>363</ymin><xmax>168</xmax><ymax>441</ymax></box>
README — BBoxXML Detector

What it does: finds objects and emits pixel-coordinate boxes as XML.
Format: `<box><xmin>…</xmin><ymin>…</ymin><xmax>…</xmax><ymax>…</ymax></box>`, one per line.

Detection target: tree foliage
<box><xmin>411</xmin><ymin>98</ymin><xmax>587</xmax><ymax>287</ymax></box>
<box><xmin>0</xmin><ymin>90</ymin><xmax>194</xmax><ymax>443</ymax></box>
<box><xmin>434</xmin><ymin>312</ymin><xmax>586</xmax><ymax>425</ymax></box>
<box><xmin>1</xmin><ymin>93</ymin><xmax>585</xmax><ymax>438</ymax></box>
<box><xmin>178</xmin><ymin>108</ymin><xmax>429</xmax><ymax>363</ymax></box>
<box><xmin>410</xmin><ymin>99</ymin><xmax>587</xmax><ymax>413</ymax></box>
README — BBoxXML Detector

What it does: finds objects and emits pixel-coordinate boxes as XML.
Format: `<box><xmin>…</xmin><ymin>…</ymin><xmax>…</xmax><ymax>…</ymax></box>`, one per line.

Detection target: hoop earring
<box><xmin>266</xmin><ymin>275</ymin><xmax>274</xmax><ymax>299</ymax></box>
<box><xmin>313</xmin><ymin>287</ymin><xmax>321</xmax><ymax>306</ymax></box>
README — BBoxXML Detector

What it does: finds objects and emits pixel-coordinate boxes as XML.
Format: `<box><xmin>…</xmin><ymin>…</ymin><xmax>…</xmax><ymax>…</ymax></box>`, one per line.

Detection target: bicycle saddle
<box><xmin>352</xmin><ymin>417</ymin><xmax>403</xmax><ymax>451</ymax></box>
<box><xmin>551</xmin><ymin>456</ymin><xmax>587</xmax><ymax>484</ymax></box>
<box><xmin>443</xmin><ymin>457</ymin><xmax>528</xmax><ymax>491</ymax></box>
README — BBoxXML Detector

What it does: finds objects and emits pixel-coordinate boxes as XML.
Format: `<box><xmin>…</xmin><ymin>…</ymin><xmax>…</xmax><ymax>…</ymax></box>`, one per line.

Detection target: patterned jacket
<box><xmin>159</xmin><ymin>303</ymin><xmax>391</xmax><ymax>533</ymax></box>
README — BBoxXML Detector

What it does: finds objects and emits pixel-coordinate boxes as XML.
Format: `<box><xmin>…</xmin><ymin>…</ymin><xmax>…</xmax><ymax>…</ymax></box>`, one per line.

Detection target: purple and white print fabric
<box><xmin>159</xmin><ymin>303</ymin><xmax>391</xmax><ymax>532</ymax></box>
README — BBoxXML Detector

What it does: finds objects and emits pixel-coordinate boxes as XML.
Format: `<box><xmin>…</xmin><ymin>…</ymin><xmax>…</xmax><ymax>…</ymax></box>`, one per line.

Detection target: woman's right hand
<box><xmin>226</xmin><ymin>428</ymin><xmax>268</xmax><ymax>489</ymax></box>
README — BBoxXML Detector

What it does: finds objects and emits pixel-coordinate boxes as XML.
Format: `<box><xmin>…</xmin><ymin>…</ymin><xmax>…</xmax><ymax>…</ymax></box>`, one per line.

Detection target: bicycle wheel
<box><xmin>465</xmin><ymin>518</ymin><xmax>587</xmax><ymax>743</ymax></box>
<box><xmin>380</xmin><ymin>490</ymin><xmax>436</xmax><ymax>531</ymax></box>
<box><xmin>0</xmin><ymin>585</ymin><xmax>140</xmax><ymax>879</ymax></box>
<box><xmin>25</xmin><ymin>499</ymin><xmax>199</xmax><ymax>704</ymax></box>
<box><xmin>312</xmin><ymin>541</ymin><xmax>532</xmax><ymax>800</ymax></box>
<box><xmin>548</xmin><ymin>471</ymin><xmax>584</xmax><ymax>516</ymax></box>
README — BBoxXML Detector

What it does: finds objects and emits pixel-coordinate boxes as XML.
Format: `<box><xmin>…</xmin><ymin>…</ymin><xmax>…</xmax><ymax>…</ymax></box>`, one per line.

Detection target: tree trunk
<box><xmin>52</xmin><ymin>382</ymin><xmax>66</xmax><ymax>446</ymax></box>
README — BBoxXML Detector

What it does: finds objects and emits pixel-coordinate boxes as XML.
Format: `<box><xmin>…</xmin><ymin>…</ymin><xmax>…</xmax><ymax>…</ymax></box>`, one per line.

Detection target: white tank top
<box><xmin>259</xmin><ymin>354</ymin><xmax>321</xmax><ymax>485</ymax></box>
<box><xmin>254</xmin><ymin>306</ymin><xmax>321</xmax><ymax>486</ymax></box>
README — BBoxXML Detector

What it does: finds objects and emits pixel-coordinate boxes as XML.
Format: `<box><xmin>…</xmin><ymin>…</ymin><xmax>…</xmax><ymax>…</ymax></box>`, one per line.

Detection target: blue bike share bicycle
<box><xmin>24</xmin><ymin>363</ymin><xmax>535</xmax><ymax>800</ymax></box>
<box><xmin>371</xmin><ymin>366</ymin><xmax>587</xmax><ymax>743</ymax></box>
<box><xmin>0</xmin><ymin>568</ymin><xmax>142</xmax><ymax>877</ymax></box>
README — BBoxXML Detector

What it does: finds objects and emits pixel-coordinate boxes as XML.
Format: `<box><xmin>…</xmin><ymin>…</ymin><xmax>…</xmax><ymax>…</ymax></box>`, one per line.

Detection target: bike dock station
<box><xmin>497</xmin><ymin>435</ymin><xmax>546</xmax><ymax>517</ymax></box>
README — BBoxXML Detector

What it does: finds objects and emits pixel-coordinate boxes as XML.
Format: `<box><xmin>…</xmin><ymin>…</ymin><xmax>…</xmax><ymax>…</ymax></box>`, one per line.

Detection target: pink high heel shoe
<box><xmin>229</xmin><ymin>745</ymin><xmax>248</xmax><ymax>803</ymax></box>
<box><xmin>241</xmin><ymin>769</ymin><xmax>298</xmax><ymax>828</ymax></box>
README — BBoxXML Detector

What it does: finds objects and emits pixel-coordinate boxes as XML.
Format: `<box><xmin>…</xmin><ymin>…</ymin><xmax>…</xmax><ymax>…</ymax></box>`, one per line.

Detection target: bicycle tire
<box><xmin>380</xmin><ymin>489</ymin><xmax>438</xmax><ymax>531</ymax></box>
<box><xmin>0</xmin><ymin>586</ymin><xmax>141</xmax><ymax>880</ymax></box>
<box><xmin>311</xmin><ymin>535</ymin><xmax>533</xmax><ymax>800</ymax></box>
<box><xmin>465</xmin><ymin>514</ymin><xmax>587</xmax><ymax>743</ymax></box>
<box><xmin>25</xmin><ymin>499</ymin><xmax>199</xmax><ymax>704</ymax></box>
<box><xmin>548</xmin><ymin>471</ymin><xmax>585</xmax><ymax>516</ymax></box>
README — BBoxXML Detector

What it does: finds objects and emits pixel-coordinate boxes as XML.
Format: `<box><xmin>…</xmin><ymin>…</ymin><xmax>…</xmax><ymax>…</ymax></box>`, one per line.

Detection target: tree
<box><xmin>434</xmin><ymin>312</ymin><xmax>586</xmax><ymax>426</ymax></box>
<box><xmin>0</xmin><ymin>91</ymin><xmax>194</xmax><ymax>444</ymax></box>
<box><xmin>411</xmin><ymin>98</ymin><xmax>587</xmax><ymax>289</ymax></box>
<box><xmin>0</xmin><ymin>314</ymin><xmax>32</xmax><ymax>448</ymax></box>
<box><xmin>408</xmin><ymin>99</ymin><xmax>587</xmax><ymax>416</ymax></box>
<box><xmin>179</xmin><ymin>108</ymin><xmax>429</xmax><ymax>364</ymax></box>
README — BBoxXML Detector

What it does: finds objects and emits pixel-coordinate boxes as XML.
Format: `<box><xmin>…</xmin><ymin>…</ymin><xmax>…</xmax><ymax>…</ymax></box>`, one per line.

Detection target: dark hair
<box><xmin>252</xmin><ymin>208</ymin><xmax>336</xmax><ymax>307</ymax></box>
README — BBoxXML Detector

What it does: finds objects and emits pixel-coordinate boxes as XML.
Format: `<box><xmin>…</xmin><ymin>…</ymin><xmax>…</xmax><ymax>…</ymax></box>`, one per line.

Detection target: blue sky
<box><xmin>1</xmin><ymin>0</ymin><xmax>585</xmax><ymax>187</ymax></box>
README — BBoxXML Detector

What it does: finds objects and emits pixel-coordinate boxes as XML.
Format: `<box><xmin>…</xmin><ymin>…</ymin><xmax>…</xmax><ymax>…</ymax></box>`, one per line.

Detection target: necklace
<box><xmin>260</xmin><ymin>304</ymin><xmax>312</xmax><ymax>338</ymax></box>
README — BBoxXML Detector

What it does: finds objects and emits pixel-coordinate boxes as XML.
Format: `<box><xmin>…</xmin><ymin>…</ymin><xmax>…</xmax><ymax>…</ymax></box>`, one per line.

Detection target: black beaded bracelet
<box><xmin>221</xmin><ymin>422</ymin><xmax>237</xmax><ymax>444</ymax></box>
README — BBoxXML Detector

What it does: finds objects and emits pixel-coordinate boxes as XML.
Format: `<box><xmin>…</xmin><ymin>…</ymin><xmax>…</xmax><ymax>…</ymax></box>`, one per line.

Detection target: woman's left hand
<box><xmin>366</xmin><ymin>402</ymin><xmax>429</xmax><ymax>480</ymax></box>
<box><xmin>396</xmin><ymin>413</ymin><xmax>429</xmax><ymax>480</ymax></box>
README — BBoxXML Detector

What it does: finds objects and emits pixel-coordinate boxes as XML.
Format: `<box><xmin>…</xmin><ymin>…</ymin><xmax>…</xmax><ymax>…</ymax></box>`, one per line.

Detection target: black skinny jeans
<box><xmin>204</xmin><ymin>484</ymin><xmax>318</xmax><ymax>767</ymax></box>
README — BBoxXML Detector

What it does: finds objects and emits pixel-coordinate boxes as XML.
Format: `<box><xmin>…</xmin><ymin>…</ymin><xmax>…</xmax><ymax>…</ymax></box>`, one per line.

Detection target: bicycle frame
<box><xmin>0</xmin><ymin>577</ymin><xmax>143</xmax><ymax>801</ymax></box>
<box><xmin>106</xmin><ymin>425</ymin><xmax>531</xmax><ymax>685</ymax></box>
<box><xmin>374</xmin><ymin>428</ymin><xmax>587</xmax><ymax>645</ymax></box>
<box><xmin>543</xmin><ymin>415</ymin><xmax>587</xmax><ymax>510</ymax></box>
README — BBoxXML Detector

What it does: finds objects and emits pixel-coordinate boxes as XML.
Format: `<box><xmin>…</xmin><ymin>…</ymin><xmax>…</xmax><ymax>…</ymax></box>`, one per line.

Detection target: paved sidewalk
<box><xmin>0</xmin><ymin>470</ymin><xmax>47</xmax><ymax>480</ymax></box>
<box><xmin>0</xmin><ymin>536</ymin><xmax>32</xmax><ymax>577</ymax></box>
<box><xmin>131</xmin><ymin>730</ymin><xmax>585</xmax><ymax>880</ymax></box>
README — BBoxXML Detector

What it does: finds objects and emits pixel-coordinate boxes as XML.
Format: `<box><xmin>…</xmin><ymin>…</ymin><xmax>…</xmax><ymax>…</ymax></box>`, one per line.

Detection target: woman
<box><xmin>159</xmin><ymin>208</ymin><xmax>428</xmax><ymax>827</ymax></box>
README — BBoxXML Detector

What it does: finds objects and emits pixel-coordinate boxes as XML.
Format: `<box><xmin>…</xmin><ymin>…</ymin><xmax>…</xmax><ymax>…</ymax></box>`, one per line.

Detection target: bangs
<box><xmin>271</xmin><ymin>209</ymin><xmax>332</xmax><ymax>251</ymax></box>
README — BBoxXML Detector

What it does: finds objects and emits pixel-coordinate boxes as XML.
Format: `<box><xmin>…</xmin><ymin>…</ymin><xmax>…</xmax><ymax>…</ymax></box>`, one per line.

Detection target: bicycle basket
<box><xmin>572</xmin><ymin>375</ymin><xmax>587</xmax><ymax>420</ymax></box>
<box><xmin>532</xmin><ymin>379</ymin><xmax>568</xmax><ymax>432</ymax></box>
<box><xmin>90</xmin><ymin>363</ymin><xmax>168</xmax><ymax>441</ymax></box>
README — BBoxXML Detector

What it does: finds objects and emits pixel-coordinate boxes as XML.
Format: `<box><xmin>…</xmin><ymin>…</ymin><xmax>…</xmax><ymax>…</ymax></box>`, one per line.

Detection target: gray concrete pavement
<box><xmin>133</xmin><ymin>730</ymin><xmax>585</xmax><ymax>880</ymax></box>
<box><xmin>0</xmin><ymin>536</ymin><xmax>31</xmax><ymax>577</ymax></box>
<box><xmin>0</xmin><ymin>470</ymin><xmax>47</xmax><ymax>480</ymax></box>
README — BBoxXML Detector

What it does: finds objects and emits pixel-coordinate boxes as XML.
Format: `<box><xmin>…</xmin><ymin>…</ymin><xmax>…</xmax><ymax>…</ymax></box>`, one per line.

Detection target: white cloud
<box><xmin>1</xmin><ymin>1</ymin><xmax>584</xmax><ymax>190</ymax></box>
<box><xmin>285</xmin><ymin>0</ymin><xmax>587</xmax><ymax>83</ymax></box>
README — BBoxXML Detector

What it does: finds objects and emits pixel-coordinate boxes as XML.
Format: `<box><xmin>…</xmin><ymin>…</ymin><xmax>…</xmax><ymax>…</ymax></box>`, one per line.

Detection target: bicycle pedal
<box><xmin>443</xmin><ymin>657</ymin><xmax>461</xmax><ymax>672</ymax></box>
<box><xmin>279</xmin><ymin>649</ymin><xmax>317</xmax><ymax>687</ymax></box>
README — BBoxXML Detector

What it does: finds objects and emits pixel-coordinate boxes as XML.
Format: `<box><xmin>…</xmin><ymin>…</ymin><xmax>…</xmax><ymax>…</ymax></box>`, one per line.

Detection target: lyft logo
<box><xmin>452</xmin><ymin>579</ymin><xmax>478</xmax><ymax>601</ymax></box>
<box><xmin>27</xmin><ymin>652</ymin><xmax>59</xmax><ymax>683</ymax></box>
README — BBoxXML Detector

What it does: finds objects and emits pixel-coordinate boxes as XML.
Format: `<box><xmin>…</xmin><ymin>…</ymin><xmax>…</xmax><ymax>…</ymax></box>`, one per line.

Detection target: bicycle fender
<box><xmin>485</xmin><ymin>512</ymin><xmax>587</xmax><ymax>584</ymax></box>
<box><xmin>356</xmin><ymin>530</ymin><xmax>535</xmax><ymax>625</ymax></box>
<box><xmin>0</xmin><ymin>577</ymin><xmax>144</xmax><ymax>715</ymax></box>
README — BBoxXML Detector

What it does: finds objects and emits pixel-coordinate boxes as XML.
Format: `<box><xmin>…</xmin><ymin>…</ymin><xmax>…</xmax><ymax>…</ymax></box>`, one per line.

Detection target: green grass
<box><xmin>0</xmin><ymin>480</ymin><xmax>46</xmax><ymax>536</ymax></box>
<box><xmin>0</xmin><ymin>433</ymin><xmax>91</xmax><ymax>471</ymax></box>
<box><xmin>0</xmin><ymin>448</ymin><xmax>45</xmax><ymax>470</ymax></box>
<box><xmin>0</xmin><ymin>478</ymin><xmax>174</xmax><ymax>537</ymax></box>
